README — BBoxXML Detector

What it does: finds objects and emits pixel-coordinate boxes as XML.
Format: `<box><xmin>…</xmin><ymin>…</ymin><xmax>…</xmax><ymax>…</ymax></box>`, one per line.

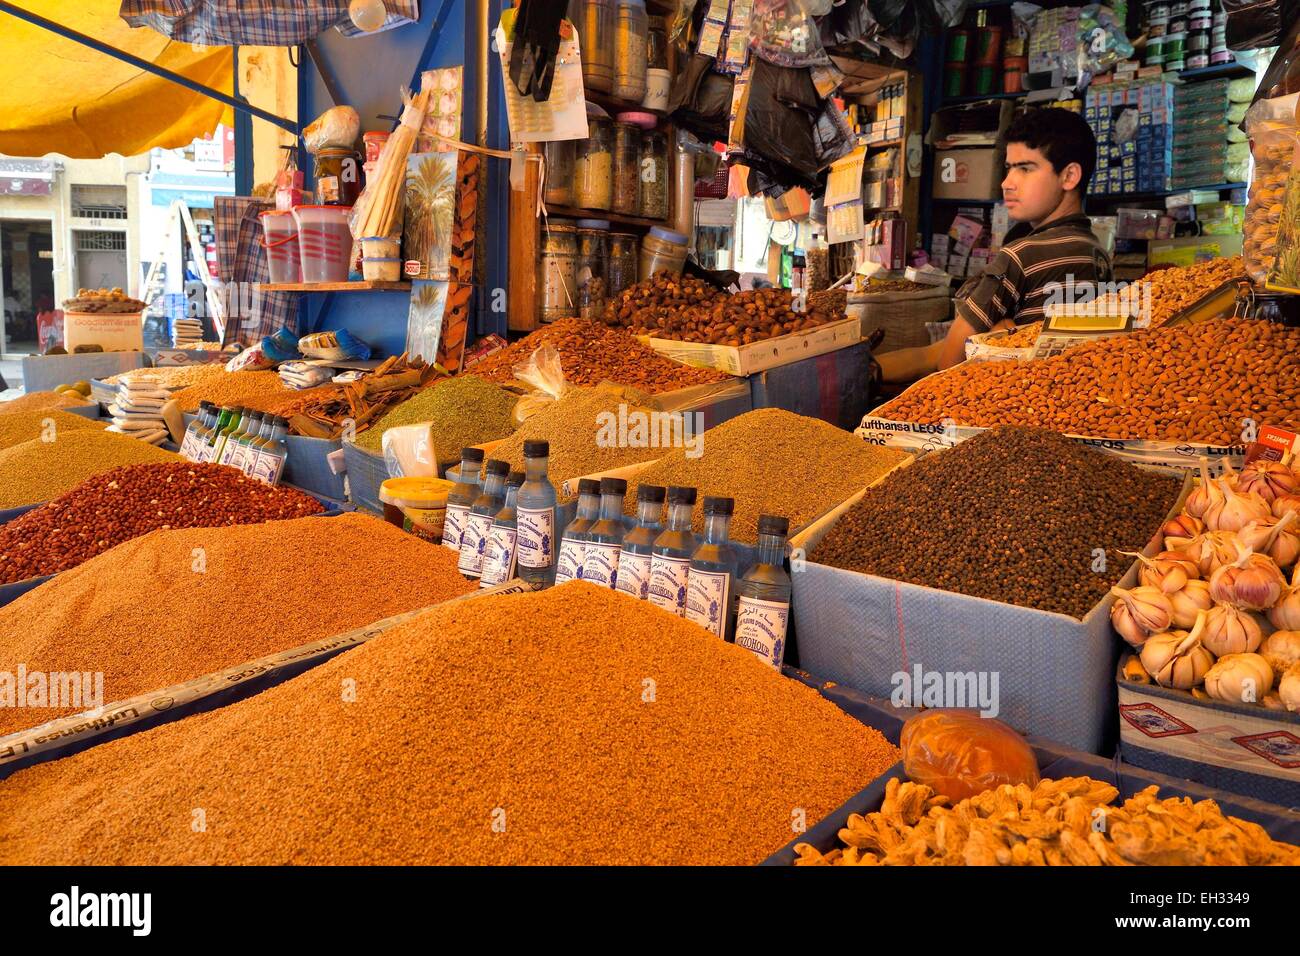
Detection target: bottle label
<box><xmin>516</xmin><ymin>506</ymin><xmax>554</xmax><ymax>569</ymax></box>
<box><xmin>582</xmin><ymin>541</ymin><xmax>621</xmax><ymax>589</ymax></box>
<box><xmin>685</xmin><ymin>568</ymin><xmax>731</xmax><ymax>638</ymax></box>
<box><xmin>480</xmin><ymin>525</ymin><xmax>518</xmax><ymax>587</ymax></box>
<box><xmin>179</xmin><ymin>428</ymin><xmax>197</xmax><ymax>460</ymax></box>
<box><xmin>458</xmin><ymin>512</ymin><xmax>493</xmax><ymax>576</ymax></box>
<box><xmin>217</xmin><ymin>437</ymin><xmax>239</xmax><ymax>467</ymax></box>
<box><xmin>250</xmin><ymin>449</ymin><xmax>285</xmax><ymax>486</ymax></box>
<box><xmin>734</xmin><ymin>596</ymin><xmax>790</xmax><ymax>669</ymax></box>
<box><xmin>554</xmin><ymin>538</ymin><xmax>586</xmax><ymax>584</ymax></box>
<box><xmin>443</xmin><ymin>503</ymin><xmax>469</xmax><ymax>551</ymax></box>
<box><xmin>648</xmin><ymin>554</ymin><xmax>691</xmax><ymax>616</ymax></box>
<box><xmin>227</xmin><ymin>442</ymin><xmax>248</xmax><ymax>474</ymax></box>
<box><xmin>616</xmin><ymin>551</ymin><xmax>653</xmax><ymax>600</ymax></box>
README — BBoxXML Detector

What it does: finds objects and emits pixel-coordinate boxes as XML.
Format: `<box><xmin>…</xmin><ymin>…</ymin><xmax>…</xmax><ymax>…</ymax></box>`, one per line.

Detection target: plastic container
<box><xmin>1164</xmin><ymin>31</ymin><xmax>1187</xmax><ymax>60</ymax></box>
<box><xmin>643</xmin><ymin>68</ymin><xmax>671</xmax><ymax>111</ymax></box>
<box><xmin>608</xmin><ymin>231</ymin><xmax>639</xmax><ymax>295</ymax></box>
<box><xmin>540</xmin><ymin>221</ymin><xmax>578</xmax><ymax>322</ymax></box>
<box><xmin>1149</xmin><ymin>17</ymin><xmax>1168</xmax><ymax>38</ymax></box>
<box><xmin>612</xmin><ymin>121</ymin><xmax>641</xmax><ymax>215</ymax></box>
<box><xmin>360</xmin><ymin>236</ymin><xmax>400</xmax><ymax>259</ymax></box>
<box><xmin>1146</xmin><ymin>37</ymin><xmax>1166</xmax><ymax>66</ymax></box>
<box><xmin>575</xmin><ymin>114</ymin><xmax>614</xmax><ymax>210</ymax></box>
<box><xmin>639</xmin><ymin>225</ymin><xmax>688</xmax><ymax>280</ymax></box>
<box><xmin>259</xmin><ymin>210</ymin><xmax>301</xmax><ymax>284</ymax></box>
<box><xmin>576</xmin><ymin>220</ymin><xmax>609</xmax><ymax>320</ymax></box>
<box><xmin>362</xmin><ymin>131</ymin><xmax>389</xmax><ymax>163</ymax></box>
<box><xmin>639</xmin><ymin>128</ymin><xmax>669</xmax><ymax>220</ymax></box>
<box><xmin>362</xmin><ymin>257</ymin><xmax>402</xmax><ymax>281</ymax></box>
<box><xmin>293</xmin><ymin>205</ymin><xmax>354</xmax><ymax>283</ymax></box>
<box><xmin>379</xmin><ymin>476</ymin><xmax>454</xmax><ymax>544</ymax></box>
<box><xmin>543</xmin><ymin>139</ymin><xmax>576</xmax><ymax>206</ymax></box>
<box><xmin>571</xmin><ymin>0</ymin><xmax>614</xmax><ymax>94</ymax></box>
<box><xmin>613</xmin><ymin>0</ymin><xmax>649</xmax><ymax>102</ymax></box>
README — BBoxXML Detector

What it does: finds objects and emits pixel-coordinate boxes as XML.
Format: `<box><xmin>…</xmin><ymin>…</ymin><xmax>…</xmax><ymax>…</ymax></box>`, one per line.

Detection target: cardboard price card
<box><xmin>1245</xmin><ymin>425</ymin><xmax>1298</xmax><ymax>465</ymax></box>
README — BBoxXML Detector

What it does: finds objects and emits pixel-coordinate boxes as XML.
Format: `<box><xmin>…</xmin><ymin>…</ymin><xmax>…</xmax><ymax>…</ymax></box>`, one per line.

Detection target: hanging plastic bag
<box><xmin>1242</xmin><ymin>93</ymin><xmax>1300</xmax><ymax>285</ymax></box>
<box><xmin>1075</xmin><ymin>5</ymin><xmax>1134</xmax><ymax>80</ymax></box>
<box><xmin>751</xmin><ymin>0</ymin><xmax>833</xmax><ymax>69</ymax></box>
<box><xmin>510</xmin><ymin>343</ymin><xmax>572</xmax><ymax>424</ymax></box>
<box><xmin>303</xmin><ymin>106</ymin><xmax>361</xmax><ymax>154</ymax></box>
<box><xmin>668</xmin><ymin>52</ymin><xmax>735</xmax><ymax>145</ymax></box>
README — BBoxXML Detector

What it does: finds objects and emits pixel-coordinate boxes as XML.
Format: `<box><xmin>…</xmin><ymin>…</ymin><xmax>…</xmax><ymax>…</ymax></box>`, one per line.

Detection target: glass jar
<box><xmin>575</xmin><ymin>114</ymin><xmax>614</xmax><ymax>210</ymax></box>
<box><xmin>612</xmin><ymin>122</ymin><xmax>641</xmax><ymax>215</ymax></box>
<box><xmin>639</xmin><ymin>129</ymin><xmax>669</xmax><ymax>220</ymax></box>
<box><xmin>608</xmin><ymin>232</ymin><xmax>639</xmax><ymax>296</ymax></box>
<box><xmin>576</xmin><ymin>220</ymin><xmax>610</xmax><ymax>320</ymax></box>
<box><xmin>543</xmin><ymin>139</ymin><xmax>576</xmax><ymax>206</ymax></box>
<box><xmin>314</xmin><ymin>147</ymin><xmax>362</xmax><ymax>206</ymax></box>
<box><xmin>647</xmin><ymin>15</ymin><xmax>668</xmax><ymax>70</ymax></box>
<box><xmin>571</xmin><ymin>0</ymin><xmax>614</xmax><ymax>95</ymax></box>
<box><xmin>540</xmin><ymin>221</ymin><xmax>578</xmax><ymax>323</ymax></box>
<box><xmin>613</xmin><ymin>0</ymin><xmax>649</xmax><ymax>102</ymax></box>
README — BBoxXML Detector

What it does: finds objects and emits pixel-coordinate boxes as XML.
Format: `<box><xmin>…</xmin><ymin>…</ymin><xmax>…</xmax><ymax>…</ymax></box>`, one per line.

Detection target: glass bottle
<box><xmin>571</xmin><ymin>0</ymin><xmax>614</xmax><ymax>95</ymax></box>
<box><xmin>607</xmin><ymin>231</ymin><xmax>640</xmax><ymax>297</ymax></box>
<box><xmin>442</xmin><ymin>447</ymin><xmax>485</xmax><ymax>552</ymax></box>
<box><xmin>612</xmin><ymin>121</ymin><xmax>641</xmax><ymax>215</ymax></box>
<box><xmin>459</xmin><ymin>459</ymin><xmax>509</xmax><ymax>579</ymax></box>
<box><xmin>646</xmin><ymin>15</ymin><xmax>668</xmax><ymax>71</ymax></box>
<box><xmin>613</xmin><ymin>0</ymin><xmax>649</xmax><ymax>101</ymax></box>
<box><xmin>219</xmin><ymin>409</ymin><xmax>257</xmax><ymax>468</ymax></box>
<box><xmin>539</xmin><ymin>221</ymin><xmax>578</xmax><ymax>323</ymax></box>
<box><xmin>576</xmin><ymin>220</ymin><xmax>610</xmax><ymax>320</ymax></box>
<box><xmin>543</xmin><ymin>139</ymin><xmax>576</xmax><ymax>207</ymax></box>
<box><xmin>181</xmin><ymin>402</ymin><xmax>210</xmax><ymax>460</ymax></box>
<box><xmin>516</xmin><ymin>440</ymin><xmax>558</xmax><ymax>586</ymax></box>
<box><xmin>734</xmin><ymin>515</ymin><xmax>793</xmax><ymax>669</ymax></box>
<box><xmin>244</xmin><ymin>414</ymin><xmax>277</xmax><ymax>476</ymax></box>
<box><xmin>648</xmin><ymin>485</ymin><xmax>697</xmax><ymax>616</ymax></box>
<box><xmin>226</xmin><ymin>411</ymin><xmax>264</xmax><ymax>473</ymax></box>
<box><xmin>582</xmin><ymin>477</ymin><xmax>629</xmax><ymax>589</ymax></box>
<box><xmin>685</xmin><ymin>496</ymin><xmax>741</xmax><ymax>640</ymax></box>
<box><xmin>555</xmin><ymin>478</ymin><xmax>601</xmax><ymax>584</ymax></box>
<box><xmin>639</xmin><ymin>129</ymin><xmax>668</xmax><ymax>219</ymax></box>
<box><xmin>210</xmin><ymin>407</ymin><xmax>245</xmax><ymax>464</ymax></box>
<box><xmin>480</xmin><ymin>470</ymin><xmax>525</xmax><ymax>588</ymax></box>
<box><xmin>575</xmin><ymin>115</ymin><xmax>614</xmax><ymax>210</ymax></box>
<box><xmin>616</xmin><ymin>483</ymin><xmax>665</xmax><ymax>601</ymax></box>
<box><xmin>249</xmin><ymin>417</ymin><xmax>290</xmax><ymax>486</ymax></box>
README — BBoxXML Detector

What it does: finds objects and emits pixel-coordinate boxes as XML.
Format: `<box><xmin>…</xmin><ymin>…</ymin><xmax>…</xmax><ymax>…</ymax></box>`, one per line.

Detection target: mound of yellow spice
<box><xmin>0</xmin><ymin>430</ymin><xmax>177</xmax><ymax>509</ymax></box>
<box><xmin>0</xmin><ymin>582</ymin><xmax>898</xmax><ymax>865</ymax></box>
<box><xmin>0</xmin><ymin>512</ymin><xmax>476</xmax><ymax>738</ymax></box>
<box><xmin>0</xmin><ymin>408</ymin><xmax>103</xmax><ymax>452</ymax></box>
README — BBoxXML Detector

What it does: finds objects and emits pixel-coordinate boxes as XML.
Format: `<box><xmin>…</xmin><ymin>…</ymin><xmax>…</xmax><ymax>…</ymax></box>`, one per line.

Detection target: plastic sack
<box><xmin>1242</xmin><ymin>93</ymin><xmax>1300</xmax><ymax>284</ymax></box>
<box><xmin>298</xmin><ymin>329</ymin><xmax>372</xmax><ymax>361</ymax></box>
<box><xmin>303</xmin><ymin>106</ymin><xmax>361</xmax><ymax>153</ymax></box>
<box><xmin>751</xmin><ymin>0</ymin><xmax>833</xmax><ymax>69</ymax></box>
<box><xmin>1223</xmin><ymin>0</ymin><xmax>1299</xmax><ymax>53</ymax></box>
<box><xmin>510</xmin><ymin>344</ymin><xmax>571</xmax><ymax>424</ymax></box>
<box><xmin>382</xmin><ymin>423</ymin><xmax>440</xmax><ymax>479</ymax></box>
<box><xmin>668</xmin><ymin>52</ymin><xmax>735</xmax><ymax>145</ymax></box>
<box><xmin>226</xmin><ymin>346</ymin><xmax>276</xmax><ymax>372</ymax></box>
<box><xmin>900</xmin><ymin>710</ymin><xmax>1041</xmax><ymax>803</ymax></box>
<box><xmin>1076</xmin><ymin>5</ymin><xmax>1134</xmax><ymax>79</ymax></box>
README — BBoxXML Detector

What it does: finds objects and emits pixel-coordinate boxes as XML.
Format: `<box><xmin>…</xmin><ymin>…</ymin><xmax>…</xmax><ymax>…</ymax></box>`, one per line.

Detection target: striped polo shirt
<box><xmin>955</xmin><ymin>213</ymin><xmax>1113</xmax><ymax>332</ymax></box>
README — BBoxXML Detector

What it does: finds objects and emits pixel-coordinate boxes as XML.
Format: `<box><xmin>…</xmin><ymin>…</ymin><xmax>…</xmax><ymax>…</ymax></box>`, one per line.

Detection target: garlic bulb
<box><xmin>1263</xmin><ymin>511</ymin><xmax>1299</xmax><ymax>569</ymax></box>
<box><xmin>1140</xmin><ymin>615</ymin><xmax>1215</xmax><ymax>690</ymax></box>
<box><xmin>1272</xmin><ymin>493</ymin><xmax>1300</xmax><ymax>520</ymax></box>
<box><xmin>1201</xmin><ymin>603</ymin><xmax>1263</xmax><ymax>656</ymax></box>
<box><xmin>1259</xmin><ymin>630</ymin><xmax>1300</xmax><ymax>675</ymax></box>
<box><xmin>1204</xmin><ymin>653</ymin><xmax>1274</xmax><ymax>704</ymax></box>
<box><xmin>1110</xmin><ymin>585</ymin><xmax>1174</xmax><ymax>647</ymax></box>
<box><xmin>1168</xmin><ymin>579</ymin><xmax>1214</xmax><ymax>629</ymax></box>
<box><xmin>1208</xmin><ymin>548</ymin><xmax>1286</xmax><ymax>610</ymax></box>
<box><xmin>1237</xmin><ymin>460</ymin><xmax>1299</xmax><ymax>503</ymax></box>
<box><xmin>1268</xmin><ymin>565</ymin><xmax>1300</xmax><ymax>630</ymax></box>
<box><xmin>1184</xmin><ymin>460</ymin><xmax>1225</xmax><ymax>519</ymax></box>
<box><xmin>1202</xmin><ymin>479</ymin><xmax>1271</xmax><ymax>533</ymax></box>
<box><xmin>1162</xmin><ymin>513</ymin><xmax>1204</xmax><ymax>551</ymax></box>
<box><xmin>1190</xmin><ymin>530</ymin><xmax>1242</xmax><ymax>577</ymax></box>
<box><xmin>1280</xmin><ymin>663</ymin><xmax>1300</xmax><ymax>713</ymax></box>
<box><xmin>1124</xmin><ymin>550</ymin><xmax>1197</xmax><ymax>594</ymax></box>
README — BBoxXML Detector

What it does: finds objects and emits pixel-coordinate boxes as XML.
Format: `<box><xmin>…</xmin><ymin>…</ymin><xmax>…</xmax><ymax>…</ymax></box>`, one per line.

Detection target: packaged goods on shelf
<box><xmin>0</xmin><ymin>513</ymin><xmax>475</xmax><ymax>741</ymax></box>
<box><xmin>0</xmin><ymin>463</ymin><xmax>325</xmax><ymax>585</ymax></box>
<box><xmin>0</xmin><ymin>583</ymin><xmax>899</xmax><ymax>865</ymax></box>
<box><xmin>0</xmin><ymin>430</ymin><xmax>177</xmax><ymax>510</ymax></box>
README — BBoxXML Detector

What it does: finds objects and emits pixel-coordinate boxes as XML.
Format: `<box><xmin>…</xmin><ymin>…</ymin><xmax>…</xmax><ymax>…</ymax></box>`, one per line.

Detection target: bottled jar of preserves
<box><xmin>543</xmin><ymin>139</ymin><xmax>576</xmax><ymax>207</ymax></box>
<box><xmin>607</xmin><ymin>231</ymin><xmax>639</xmax><ymax>296</ymax></box>
<box><xmin>613</xmin><ymin>0</ymin><xmax>649</xmax><ymax>102</ymax></box>
<box><xmin>576</xmin><ymin>219</ymin><xmax>610</xmax><ymax>320</ymax></box>
<box><xmin>639</xmin><ymin>129</ymin><xmax>669</xmax><ymax>220</ymax></box>
<box><xmin>540</xmin><ymin>221</ymin><xmax>578</xmax><ymax>323</ymax></box>
<box><xmin>570</xmin><ymin>0</ymin><xmax>614</xmax><ymax>95</ymax></box>
<box><xmin>575</xmin><ymin>114</ymin><xmax>614</xmax><ymax>210</ymax></box>
<box><xmin>314</xmin><ymin>148</ymin><xmax>362</xmax><ymax>206</ymax></box>
<box><xmin>612</xmin><ymin>121</ymin><xmax>641</xmax><ymax>215</ymax></box>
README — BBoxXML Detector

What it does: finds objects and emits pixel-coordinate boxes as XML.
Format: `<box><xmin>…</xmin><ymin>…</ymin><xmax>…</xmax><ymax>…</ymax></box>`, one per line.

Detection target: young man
<box><xmin>936</xmin><ymin>108</ymin><xmax>1113</xmax><ymax>368</ymax></box>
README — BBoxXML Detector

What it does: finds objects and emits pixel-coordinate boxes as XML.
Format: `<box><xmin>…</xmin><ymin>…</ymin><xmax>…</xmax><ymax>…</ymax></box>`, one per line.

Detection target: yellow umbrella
<box><xmin>0</xmin><ymin>0</ymin><xmax>235</xmax><ymax>158</ymax></box>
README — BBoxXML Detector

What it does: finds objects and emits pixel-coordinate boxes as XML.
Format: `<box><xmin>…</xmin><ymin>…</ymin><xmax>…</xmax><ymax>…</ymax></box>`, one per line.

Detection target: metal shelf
<box><xmin>261</xmin><ymin>280</ymin><xmax>412</xmax><ymax>292</ymax></box>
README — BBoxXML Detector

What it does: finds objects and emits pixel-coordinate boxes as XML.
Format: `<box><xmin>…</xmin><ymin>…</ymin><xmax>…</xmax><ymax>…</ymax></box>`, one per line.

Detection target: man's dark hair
<box><xmin>1002</xmin><ymin>108</ymin><xmax>1097</xmax><ymax>194</ymax></box>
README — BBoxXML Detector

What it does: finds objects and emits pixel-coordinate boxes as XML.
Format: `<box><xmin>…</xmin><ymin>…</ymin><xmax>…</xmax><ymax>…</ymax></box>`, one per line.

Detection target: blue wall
<box><xmin>296</xmin><ymin>0</ymin><xmax>511</xmax><ymax>354</ymax></box>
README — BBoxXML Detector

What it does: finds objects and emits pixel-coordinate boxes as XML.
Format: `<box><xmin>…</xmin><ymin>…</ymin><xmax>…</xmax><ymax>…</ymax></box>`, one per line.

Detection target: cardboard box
<box><xmin>641</xmin><ymin>318</ymin><xmax>862</xmax><ymax>377</ymax></box>
<box><xmin>929</xmin><ymin>100</ymin><xmax>1014</xmax><ymax>201</ymax></box>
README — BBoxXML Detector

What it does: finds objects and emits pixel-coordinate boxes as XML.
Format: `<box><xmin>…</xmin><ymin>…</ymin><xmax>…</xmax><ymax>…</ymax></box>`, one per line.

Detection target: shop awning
<box><xmin>0</xmin><ymin>1</ymin><xmax>235</xmax><ymax>159</ymax></box>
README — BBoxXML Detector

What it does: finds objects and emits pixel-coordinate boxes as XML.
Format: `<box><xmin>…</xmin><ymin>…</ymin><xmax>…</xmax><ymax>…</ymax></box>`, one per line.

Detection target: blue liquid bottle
<box><xmin>582</xmin><ymin>476</ymin><xmax>629</xmax><ymax>589</ymax></box>
<box><xmin>615</xmin><ymin>483</ymin><xmax>665</xmax><ymax>601</ymax></box>
<box><xmin>685</xmin><ymin>496</ymin><xmax>741</xmax><ymax>640</ymax></box>
<box><xmin>648</xmin><ymin>485</ymin><xmax>697</xmax><ymax>616</ymax></box>
<box><xmin>555</xmin><ymin>478</ymin><xmax>601</xmax><ymax>585</ymax></box>
<box><xmin>459</xmin><ymin>458</ymin><xmax>509</xmax><ymax>579</ymax></box>
<box><xmin>480</xmin><ymin>470</ymin><xmax>525</xmax><ymax>588</ymax></box>
<box><xmin>734</xmin><ymin>514</ymin><xmax>793</xmax><ymax>668</ymax></box>
<box><xmin>442</xmin><ymin>446</ymin><xmax>484</xmax><ymax>552</ymax></box>
<box><xmin>516</xmin><ymin>440</ymin><xmax>558</xmax><ymax>587</ymax></box>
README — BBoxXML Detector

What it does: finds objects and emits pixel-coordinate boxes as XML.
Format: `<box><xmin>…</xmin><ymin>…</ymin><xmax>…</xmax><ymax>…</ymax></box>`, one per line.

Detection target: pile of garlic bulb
<box><xmin>1114</xmin><ymin>456</ymin><xmax>1300</xmax><ymax>712</ymax></box>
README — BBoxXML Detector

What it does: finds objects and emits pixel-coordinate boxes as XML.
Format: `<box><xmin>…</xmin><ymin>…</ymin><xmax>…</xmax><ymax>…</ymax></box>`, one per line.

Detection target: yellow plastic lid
<box><xmin>379</xmin><ymin>476</ymin><xmax>454</xmax><ymax>509</ymax></box>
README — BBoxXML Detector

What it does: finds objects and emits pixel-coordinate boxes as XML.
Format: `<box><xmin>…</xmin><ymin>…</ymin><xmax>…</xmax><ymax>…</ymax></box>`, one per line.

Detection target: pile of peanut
<box><xmin>880</xmin><ymin>316</ymin><xmax>1300</xmax><ymax>445</ymax></box>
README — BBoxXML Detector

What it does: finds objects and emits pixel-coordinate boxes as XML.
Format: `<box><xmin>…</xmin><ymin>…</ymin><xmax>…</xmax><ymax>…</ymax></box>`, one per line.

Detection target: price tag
<box><xmin>1245</xmin><ymin>425</ymin><xmax>1298</xmax><ymax>465</ymax></box>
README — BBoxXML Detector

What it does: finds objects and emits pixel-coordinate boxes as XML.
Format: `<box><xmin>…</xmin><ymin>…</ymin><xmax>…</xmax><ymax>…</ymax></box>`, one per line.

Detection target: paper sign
<box><xmin>1245</xmin><ymin>426</ymin><xmax>1298</xmax><ymax>465</ymax></box>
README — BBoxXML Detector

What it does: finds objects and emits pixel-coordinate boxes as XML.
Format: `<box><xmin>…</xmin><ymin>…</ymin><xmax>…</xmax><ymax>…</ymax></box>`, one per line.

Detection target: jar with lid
<box><xmin>607</xmin><ymin>231</ymin><xmax>639</xmax><ymax>296</ymax></box>
<box><xmin>639</xmin><ymin>129</ymin><xmax>669</xmax><ymax>220</ymax></box>
<box><xmin>646</xmin><ymin>15</ymin><xmax>668</xmax><ymax>70</ymax></box>
<box><xmin>639</xmin><ymin>225</ymin><xmax>688</xmax><ymax>280</ymax></box>
<box><xmin>613</xmin><ymin>0</ymin><xmax>649</xmax><ymax>102</ymax></box>
<box><xmin>575</xmin><ymin>114</ymin><xmax>614</xmax><ymax>209</ymax></box>
<box><xmin>612</xmin><ymin>121</ymin><xmax>641</xmax><ymax>214</ymax></box>
<box><xmin>540</xmin><ymin>221</ymin><xmax>578</xmax><ymax>323</ymax></box>
<box><xmin>543</xmin><ymin>139</ymin><xmax>576</xmax><ymax>206</ymax></box>
<box><xmin>314</xmin><ymin>148</ymin><xmax>362</xmax><ymax>206</ymax></box>
<box><xmin>570</xmin><ymin>0</ymin><xmax>614</xmax><ymax>95</ymax></box>
<box><xmin>576</xmin><ymin>220</ymin><xmax>610</xmax><ymax>320</ymax></box>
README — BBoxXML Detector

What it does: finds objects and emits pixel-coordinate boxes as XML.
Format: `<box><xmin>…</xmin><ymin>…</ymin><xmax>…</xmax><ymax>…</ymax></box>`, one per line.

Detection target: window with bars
<box><xmin>71</xmin><ymin>185</ymin><xmax>128</xmax><ymax>220</ymax></box>
<box><xmin>74</xmin><ymin>230</ymin><xmax>127</xmax><ymax>251</ymax></box>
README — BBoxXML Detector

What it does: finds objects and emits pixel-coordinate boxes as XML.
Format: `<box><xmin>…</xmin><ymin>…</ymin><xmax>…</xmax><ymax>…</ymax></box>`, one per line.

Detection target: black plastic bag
<box><xmin>1223</xmin><ymin>0</ymin><xmax>1299</xmax><ymax>51</ymax></box>
<box><xmin>742</xmin><ymin>60</ymin><xmax>822</xmax><ymax>181</ymax></box>
<box><xmin>668</xmin><ymin>53</ymin><xmax>736</xmax><ymax>145</ymax></box>
<box><xmin>1249</xmin><ymin>10</ymin><xmax>1300</xmax><ymax>101</ymax></box>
